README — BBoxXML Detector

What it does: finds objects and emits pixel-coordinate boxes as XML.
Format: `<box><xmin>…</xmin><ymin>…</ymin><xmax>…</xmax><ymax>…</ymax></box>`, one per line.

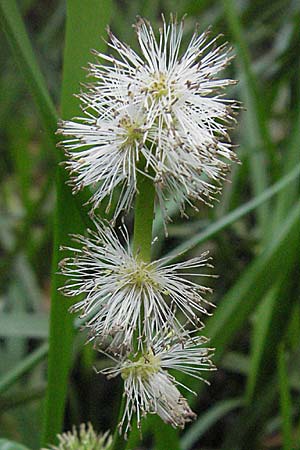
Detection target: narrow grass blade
<box><xmin>208</xmin><ymin>200</ymin><xmax>300</xmax><ymax>358</ymax></box>
<box><xmin>245</xmin><ymin>285</ymin><xmax>279</xmax><ymax>402</ymax></box>
<box><xmin>278</xmin><ymin>345</ymin><xmax>294</xmax><ymax>450</ymax></box>
<box><xmin>0</xmin><ymin>308</ymin><xmax>94</xmax><ymax>396</ymax></box>
<box><xmin>221</xmin><ymin>379</ymin><xmax>277</xmax><ymax>450</ymax></box>
<box><xmin>0</xmin><ymin>0</ymin><xmax>93</xmax><ymax>228</ymax></box>
<box><xmin>165</xmin><ymin>161</ymin><xmax>300</xmax><ymax>262</ymax></box>
<box><xmin>270</xmin><ymin>105</ymin><xmax>300</xmax><ymax>235</ymax></box>
<box><xmin>0</xmin><ymin>440</ymin><xmax>30</xmax><ymax>450</ymax></box>
<box><xmin>0</xmin><ymin>0</ymin><xmax>57</xmax><ymax>137</ymax></box>
<box><xmin>0</xmin><ymin>343</ymin><xmax>48</xmax><ymax>395</ymax></box>
<box><xmin>184</xmin><ymin>198</ymin><xmax>300</xmax><ymax>408</ymax></box>
<box><xmin>239</xmin><ymin>70</ymin><xmax>269</xmax><ymax>235</ymax></box>
<box><xmin>0</xmin><ymin>385</ymin><xmax>45</xmax><ymax>413</ymax></box>
<box><xmin>244</xmin><ymin>169</ymin><xmax>300</xmax><ymax>410</ymax></box>
<box><xmin>247</xmin><ymin>147</ymin><xmax>269</xmax><ymax>236</ymax></box>
<box><xmin>287</xmin><ymin>303</ymin><xmax>300</xmax><ymax>351</ymax></box>
<box><xmin>181</xmin><ymin>398</ymin><xmax>243</xmax><ymax>450</ymax></box>
<box><xmin>222</xmin><ymin>0</ymin><xmax>276</xmax><ymax>235</ymax></box>
<box><xmin>42</xmin><ymin>1</ymin><xmax>111</xmax><ymax>446</ymax></box>
<box><xmin>222</xmin><ymin>0</ymin><xmax>274</xmax><ymax>158</ymax></box>
<box><xmin>216</xmin><ymin>207</ymin><xmax>300</xmax><ymax>449</ymax></box>
<box><xmin>8</xmin><ymin>123</ymin><xmax>32</xmax><ymax>210</ymax></box>
<box><xmin>246</xmin><ymin>262</ymin><xmax>300</xmax><ymax>405</ymax></box>
<box><xmin>0</xmin><ymin>313</ymin><xmax>48</xmax><ymax>338</ymax></box>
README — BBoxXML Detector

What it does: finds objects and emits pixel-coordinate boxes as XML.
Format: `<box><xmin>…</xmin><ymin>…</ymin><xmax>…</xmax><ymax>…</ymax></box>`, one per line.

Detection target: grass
<box><xmin>0</xmin><ymin>0</ymin><xmax>300</xmax><ymax>449</ymax></box>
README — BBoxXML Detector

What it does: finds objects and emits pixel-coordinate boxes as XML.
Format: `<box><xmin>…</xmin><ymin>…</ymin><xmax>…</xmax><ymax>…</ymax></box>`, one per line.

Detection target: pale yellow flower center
<box><xmin>121</xmin><ymin>351</ymin><xmax>161</xmax><ymax>380</ymax></box>
<box><xmin>148</xmin><ymin>73</ymin><xmax>169</xmax><ymax>98</ymax></box>
<box><xmin>118</xmin><ymin>116</ymin><xmax>143</xmax><ymax>148</ymax></box>
<box><xmin>119</xmin><ymin>261</ymin><xmax>159</xmax><ymax>289</ymax></box>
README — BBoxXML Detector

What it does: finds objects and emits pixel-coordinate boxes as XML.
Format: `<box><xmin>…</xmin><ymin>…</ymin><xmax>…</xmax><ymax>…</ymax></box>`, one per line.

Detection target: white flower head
<box><xmin>59</xmin><ymin>219</ymin><xmax>214</xmax><ymax>349</ymax></box>
<box><xmin>92</xmin><ymin>15</ymin><xmax>237</xmax><ymax>130</ymax></box>
<box><xmin>58</xmin><ymin>15</ymin><xmax>238</xmax><ymax>222</ymax></box>
<box><xmin>100</xmin><ymin>331</ymin><xmax>215</xmax><ymax>436</ymax></box>
<box><xmin>42</xmin><ymin>423</ymin><xmax>112</xmax><ymax>450</ymax></box>
<box><xmin>57</xmin><ymin>104</ymin><xmax>159</xmax><ymax>219</ymax></box>
<box><xmin>89</xmin><ymin>15</ymin><xmax>238</xmax><ymax>215</ymax></box>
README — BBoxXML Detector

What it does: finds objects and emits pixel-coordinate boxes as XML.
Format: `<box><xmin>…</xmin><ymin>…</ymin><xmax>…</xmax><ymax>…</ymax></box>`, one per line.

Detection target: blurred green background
<box><xmin>1</xmin><ymin>0</ymin><xmax>300</xmax><ymax>449</ymax></box>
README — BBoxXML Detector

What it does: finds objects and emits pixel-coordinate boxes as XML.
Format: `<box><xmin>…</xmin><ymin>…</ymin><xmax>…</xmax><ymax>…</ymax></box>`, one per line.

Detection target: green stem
<box><xmin>42</xmin><ymin>1</ymin><xmax>111</xmax><ymax>446</ymax></box>
<box><xmin>133</xmin><ymin>170</ymin><xmax>156</xmax><ymax>261</ymax></box>
<box><xmin>110</xmin><ymin>171</ymin><xmax>155</xmax><ymax>450</ymax></box>
<box><xmin>278</xmin><ymin>344</ymin><xmax>293</xmax><ymax>450</ymax></box>
<box><xmin>110</xmin><ymin>395</ymin><xmax>126</xmax><ymax>450</ymax></box>
<box><xmin>132</xmin><ymin>169</ymin><xmax>156</xmax><ymax>356</ymax></box>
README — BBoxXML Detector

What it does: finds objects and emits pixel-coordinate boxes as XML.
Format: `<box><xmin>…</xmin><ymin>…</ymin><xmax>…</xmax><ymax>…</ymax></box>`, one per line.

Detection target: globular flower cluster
<box><xmin>58</xmin><ymin>15</ymin><xmax>238</xmax><ymax>222</ymax></box>
<box><xmin>58</xmin><ymin>15</ymin><xmax>237</xmax><ymax>437</ymax></box>
<box><xmin>60</xmin><ymin>219</ymin><xmax>213</xmax><ymax>350</ymax></box>
<box><xmin>42</xmin><ymin>423</ymin><xmax>112</xmax><ymax>450</ymax></box>
<box><xmin>101</xmin><ymin>331</ymin><xmax>214</xmax><ymax>436</ymax></box>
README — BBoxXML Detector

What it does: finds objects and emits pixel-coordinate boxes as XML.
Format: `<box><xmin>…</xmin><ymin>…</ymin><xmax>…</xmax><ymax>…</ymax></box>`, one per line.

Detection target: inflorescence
<box><xmin>42</xmin><ymin>423</ymin><xmax>112</xmax><ymax>450</ymax></box>
<box><xmin>58</xmin><ymin>14</ymin><xmax>238</xmax><ymax>437</ymax></box>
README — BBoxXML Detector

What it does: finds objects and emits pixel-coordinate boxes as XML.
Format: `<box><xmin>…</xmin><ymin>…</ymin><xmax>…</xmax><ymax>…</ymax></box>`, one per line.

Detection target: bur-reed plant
<box><xmin>55</xmin><ymin>12</ymin><xmax>238</xmax><ymax>449</ymax></box>
<box><xmin>1</xmin><ymin>1</ymin><xmax>300</xmax><ymax>450</ymax></box>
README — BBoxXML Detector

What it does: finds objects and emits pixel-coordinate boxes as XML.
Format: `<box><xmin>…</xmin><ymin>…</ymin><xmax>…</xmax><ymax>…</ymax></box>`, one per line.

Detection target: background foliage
<box><xmin>0</xmin><ymin>0</ymin><xmax>300</xmax><ymax>449</ymax></box>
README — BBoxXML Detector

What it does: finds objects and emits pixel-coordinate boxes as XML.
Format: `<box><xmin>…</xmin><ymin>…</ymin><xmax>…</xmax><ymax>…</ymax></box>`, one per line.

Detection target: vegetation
<box><xmin>0</xmin><ymin>0</ymin><xmax>300</xmax><ymax>449</ymax></box>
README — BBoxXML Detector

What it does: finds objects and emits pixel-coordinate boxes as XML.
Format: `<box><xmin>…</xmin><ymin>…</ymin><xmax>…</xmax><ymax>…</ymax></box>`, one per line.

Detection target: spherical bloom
<box><xmin>59</xmin><ymin>219</ymin><xmax>213</xmax><ymax>349</ymax></box>
<box><xmin>58</xmin><ymin>15</ymin><xmax>238</xmax><ymax>221</ymax></box>
<box><xmin>100</xmin><ymin>331</ymin><xmax>215</xmax><ymax>436</ymax></box>
<box><xmin>92</xmin><ymin>16</ymin><xmax>236</xmax><ymax>138</ymax></box>
<box><xmin>57</xmin><ymin>104</ymin><xmax>159</xmax><ymax>219</ymax></box>
<box><xmin>42</xmin><ymin>423</ymin><xmax>111</xmax><ymax>450</ymax></box>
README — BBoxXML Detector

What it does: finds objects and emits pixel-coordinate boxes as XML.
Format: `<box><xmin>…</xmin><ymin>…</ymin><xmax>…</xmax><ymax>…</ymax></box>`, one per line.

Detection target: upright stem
<box><xmin>42</xmin><ymin>1</ymin><xmax>111</xmax><ymax>445</ymax></box>
<box><xmin>111</xmin><ymin>170</ymin><xmax>155</xmax><ymax>450</ymax></box>
<box><xmin>133</xmin><ymin>170</ymin><xmax>156</xmax><ymax>261</ymax></box>
<box><xmin>110</xmin><ymin>396</ymin><xmax>126</xmax><ymax>450</ymax></box>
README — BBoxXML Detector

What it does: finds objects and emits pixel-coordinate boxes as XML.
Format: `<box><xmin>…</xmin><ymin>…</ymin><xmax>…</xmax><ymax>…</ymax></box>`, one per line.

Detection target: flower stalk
<box><xmin>133</xmin><ymin>168</ymin><xmax>156</xmax><ymax>262</ymax></box>
<box><xmin>109</xmin><ymin>170</ymin><xmax>155</xmax><ymax>449</ymax></box>
<box><xmin>110</xmin><ymin>396</ymin><xmax>127</xmax><ymax>450</ymax></box>
<box><xmin>56</xmin><ymin>13</ymin><xmax>238</xmax><ymax>444</ymax></box>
